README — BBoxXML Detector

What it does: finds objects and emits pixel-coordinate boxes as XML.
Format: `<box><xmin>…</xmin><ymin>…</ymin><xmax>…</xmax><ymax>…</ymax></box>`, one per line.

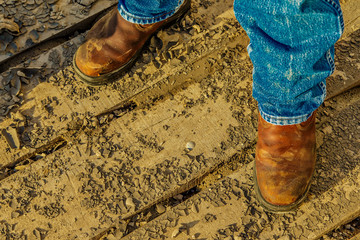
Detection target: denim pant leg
<box><xmin>118</xmin><ymin>0</ymin><xmax>184</xmax><ymax>24</ymax></box>
<box><xmin>233</xmin><ymin>0</ymin><xmax>344</xmax><ymax>125</ymax></box>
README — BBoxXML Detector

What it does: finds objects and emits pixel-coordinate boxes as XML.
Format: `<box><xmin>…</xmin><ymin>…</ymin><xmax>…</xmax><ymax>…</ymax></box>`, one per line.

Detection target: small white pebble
<box><xmin>172</xmin><ymin>228</ymin><xmax>181</xmax><ymax>238</ymax></box>
<box><xmin>186</xmin><ymin>141</ymin><xmax>196</xmax><ymax>151</ymax></box>
<box><xmin>125</xmin><ymin>198</ymin><xmax>135</xmax><ymax>208</ymax></box>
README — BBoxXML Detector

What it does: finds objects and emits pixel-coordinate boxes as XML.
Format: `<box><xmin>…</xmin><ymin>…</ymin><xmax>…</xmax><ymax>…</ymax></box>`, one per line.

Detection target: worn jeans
<box><xmin>118</xmin><ymin>0</ymin><xmax>185</xmax><ymax>24</ymax></box>
<box><xmin>118</xmin><ymin>0</ymin><xmax>344</xmax><ymax>125</ymax></box>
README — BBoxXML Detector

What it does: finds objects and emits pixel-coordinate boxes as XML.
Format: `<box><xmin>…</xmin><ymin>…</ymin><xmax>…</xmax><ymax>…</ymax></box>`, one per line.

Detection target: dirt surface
<box><xmin>120</xmin><ymin>87</ymin><xmax>360</xmax><ymax>240</ymax></box>
<box><xmin>327</xmin><ymin>29</ymin><xmax>360</xmax><ymax>99</ymax></box>
<box><xmin>0</xmin><ymin>0</ymin><xmax>359</xmax><ymax>239</ymax></box>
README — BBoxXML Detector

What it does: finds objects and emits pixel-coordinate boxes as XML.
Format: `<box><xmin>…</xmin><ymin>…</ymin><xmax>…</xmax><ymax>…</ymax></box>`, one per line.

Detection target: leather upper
<box><xmin>75</xmin><ymin>8</ymin><xmax>167</xmax><ymax>77</ymax></box>
<box><xmin>255</xmin><ymin>112</ymin><xmax>316</xmax><ymax>206</ymax></box>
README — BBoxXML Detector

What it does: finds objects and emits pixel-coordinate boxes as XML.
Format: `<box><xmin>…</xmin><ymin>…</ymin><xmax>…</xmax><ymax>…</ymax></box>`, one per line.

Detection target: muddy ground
<box><xmin>0</xmin><ymin>0</ymin><xmax>360</xmax><ymax>239</ymax></box>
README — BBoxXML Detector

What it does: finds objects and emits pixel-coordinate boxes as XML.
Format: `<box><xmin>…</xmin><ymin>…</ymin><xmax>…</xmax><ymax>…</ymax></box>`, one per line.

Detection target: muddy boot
<box><xmin>73</xmin><ymin>0</ymin><xmax>191</xmax><ymax>86</ymax></box>
<box><xmin>254</xmin><ymin>111</ymin><xmax>317</xmax><ymax>212</ymax></box>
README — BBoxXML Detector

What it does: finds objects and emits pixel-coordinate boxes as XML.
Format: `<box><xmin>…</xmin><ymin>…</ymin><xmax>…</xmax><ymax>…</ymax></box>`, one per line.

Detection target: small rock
<box><xmin>25</xmin><ymin>38</ymin><xmax>34</xmax><ymax>48</ymax></box>
<box><xmin>172</xmin><ymin>228</ymin><xmax>181</xmax><ymax>238</ymax></box>
<box><xmin>10</xmin><ymin>75</ymin><xmax>21</xmax><ymax>96</ymax></box>
<box><xmin>191</xmin><ymin>233</ymin><xmax>200</xmax><ymax>239</ymax></box>
<box><xmin>16</xmin><ymin>70</ymin><xmax>27</xmax><ymax>78</ymax></box>
<box><xmin>33</xmin><ymin>229</ymin><xmax>40</xmax><ymax>238</ymax></box>
<box><xmin>345</xmin><ymin>224</ymin><xmax>355</xmax><ymax>231</ymax></box>
<box><xmin>2</xmin><ymin>126</ymin><xmax>20</xmax><ymax>148</ymax></box>
<box><xmin>29</xmin><ymin>29</ymin><xmax>39</xmax><ymax>41</ymax></box>
<box><xmin>242</xmin><ymin>215</ymin><xmax>252</xmax><ymax>225</ymax></box>
<box><xmin>156</xmin><ymin>204</ymin><xmax>166</xmax><ymax>214</ymax></box>
<box><xmin>186</xmin><ymin>141</ymin><xmax>195</xmax><ymax>151</ymax></box>
<box><xmin>193</xmin><ymin>25</ymin><xmax>201</xmax><ymax>33</ymax></box>
<box><xmin>106</xmin><ymin>234</ymin><xmax>116</xmax><ymax>240</ymax></box>
<box><xmin>191</xmin><ymin>204</ymin><xmax>199</xmax><ymax>213</ymax></box>
<box><xmin>11</xmin><ymin>211</ymin><xmax>20</xmax><ymax>218</ymax></box>
<box><xmin>37</xmin><ymin>25</ymin><xmax>46</xmax><ymax>32</ymax></box>
<box><xmin>0</xmin><ymin>17</ymin><xmax>20</xmax><ymax>33</ymax></box>
<box><xmin>174</xmin><ymin>194</ymin><xmax>183</xmax><ymax>201</ymax></box>
<box><xmin>125</xmin><ymin>198</ymin><xmax>135</xmax><ymax>208</ymax></box>
<box><xmin>9</xmin><ymin>200</ymin><xmax>18</xmax><ymax>209</ymax></box>
<box><xmin>204</xmin><ymin>213</ymin><xmax>216</xmax><ymax>222</ymax></box>
<box><xmin>113</xmin><ymin>228</ymin><xmax>124</xmax><ymax>238</ymax></box>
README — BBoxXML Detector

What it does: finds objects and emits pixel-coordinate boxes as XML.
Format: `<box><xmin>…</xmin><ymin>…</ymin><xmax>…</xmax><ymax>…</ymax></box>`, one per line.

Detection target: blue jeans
<box><xmin>118</xmin><ymin>0</ymin><xmax>344</xmax><ymax>125</ymax></box>
<box><xmin>118</xmin><ymin>0</ymin><xmax>184</xmax><ymax>24</ymax></box>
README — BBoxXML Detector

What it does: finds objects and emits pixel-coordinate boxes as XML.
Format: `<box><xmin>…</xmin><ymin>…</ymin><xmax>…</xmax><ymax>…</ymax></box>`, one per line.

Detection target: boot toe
<box><xmin>74</xmin><ymin>42</ymin><xmax>104</xmax><ymax>77</ymax></box>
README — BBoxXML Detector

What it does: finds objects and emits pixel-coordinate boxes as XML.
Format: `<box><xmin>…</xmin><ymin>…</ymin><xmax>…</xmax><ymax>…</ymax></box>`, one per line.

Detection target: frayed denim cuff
<box><xmin>118</xmin><ymin>0</ymin><xmax>184</xmax><ymax>25</ymax></box>
<box><xmin>259</xmin><ymin>108</ymin><xmax>315</xmax><ymax>126</ymax></box>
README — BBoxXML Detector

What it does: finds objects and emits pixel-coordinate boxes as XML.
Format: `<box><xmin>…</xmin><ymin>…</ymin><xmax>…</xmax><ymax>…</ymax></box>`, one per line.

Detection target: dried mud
<box><xmin>0</xmin><ymin>0</ymin><xmax>359</xmax><ymax>239</ymax></box>
<box><xmin>123</xmin><ymin>89</ymin><xmax>360</xmax><ymax>240</ymax></box>
<box><xmin>327</xmin><ymin>28</ymin><xmax>360</xmax><ymax>99</ymax></box>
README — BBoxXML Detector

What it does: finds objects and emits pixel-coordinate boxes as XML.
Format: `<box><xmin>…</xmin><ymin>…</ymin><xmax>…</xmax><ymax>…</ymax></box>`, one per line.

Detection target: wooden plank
<box><xmin>0</xmin><ymin>0</ymin><xmax>117</xmax><ymax>64</ymax></box>
<box><xmin>350</xmin><ymin>233</ymin><xmax>360</xmax><ymax>240</ymax></box>
<box><xmin>326</xmin><ymin>28</ymin><xmax>360</xmax><ymax>99</ymax></box>
<box><xmin>340</xmin><ymin>0</ymin><xmax>360</xmax><ymax>39</ymax></box>
<box><xmin>0</xmin><ymin>35</ymin><xmax>84</xmax><ymax>171</ymax></box>
<box><xmin>123</xmin><ymin>90</ymin><xmax>360</xmax><ymax>240</ymax></box>
<box><xmin>124</xmin><ymin>164</ymin><xmax>360</xmax><ymax>240</ymax></box>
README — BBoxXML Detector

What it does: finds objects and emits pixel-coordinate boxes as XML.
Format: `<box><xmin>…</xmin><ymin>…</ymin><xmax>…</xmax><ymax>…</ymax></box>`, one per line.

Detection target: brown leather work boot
<box><xmin>254</xmin><ymin>111</ymin><xmax>316</xmax><ymax>212</ymax></box>
<box><xmin>73</xmin><ymin>0</ymin><xmax>190</xmax><ymax>86</ymax></box>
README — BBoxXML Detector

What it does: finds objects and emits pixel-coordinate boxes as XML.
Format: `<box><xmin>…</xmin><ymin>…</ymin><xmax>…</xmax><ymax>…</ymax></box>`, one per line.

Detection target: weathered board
<box><xmin>327</xmin><ymin>28</ymin><xmax>360</xmax><ymax>99</ymax></box>
<box><xmin>123</xmin><ymin>89</ymin><xmax>360</xmax><ymax>240</ymax></box>
<box><xmin>350</xmin><ymin>233</ymin><xmax>360</xmax><ymax>240</ymax></box>
<box><xmin>341</xmin><ymin>0</ymin><xmax>360</xmax><ymax>39</ymax></box>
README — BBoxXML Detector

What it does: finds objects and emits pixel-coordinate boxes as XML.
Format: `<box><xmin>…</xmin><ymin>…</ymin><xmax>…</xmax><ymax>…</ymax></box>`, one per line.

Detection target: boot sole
<box><xmin>73</xmin><ymin>0</ymin><xmax>191</xmax><ymax>86</ymax></box>
<box><xmin>253</xmin><ymin>161</ymin><xmax>313</xmax><ymax>213</ymax></box>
